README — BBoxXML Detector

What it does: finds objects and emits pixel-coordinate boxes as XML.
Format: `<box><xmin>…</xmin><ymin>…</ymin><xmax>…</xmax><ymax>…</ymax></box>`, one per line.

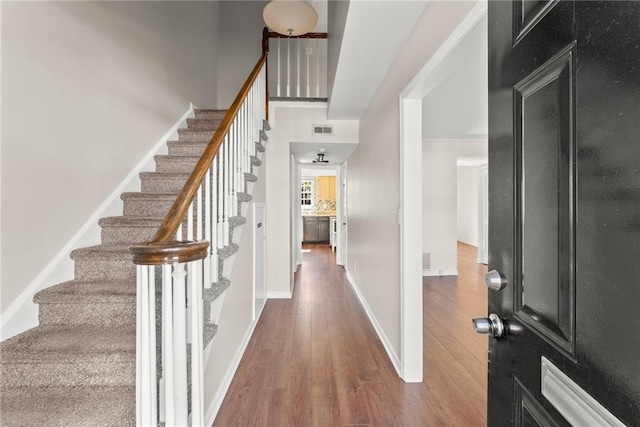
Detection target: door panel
<box><xmin>514</xmin><ymin>379</ymin><xmax>559</xmax><ymax>427</ymax></box>
<box><xmin>514</xmin><ymin>45</ymin><xmax>576</xmax><ymax>357</ymax></box>
<box><xmin>487</xmin><ymin>1</ymin><xmax>640</xmax><ymax>425</ymax></box>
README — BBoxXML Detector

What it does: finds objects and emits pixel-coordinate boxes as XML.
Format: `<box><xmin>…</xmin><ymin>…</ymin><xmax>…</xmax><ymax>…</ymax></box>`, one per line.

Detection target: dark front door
<box><xmin>485</xmin><ymin>1</ymin><xmax>640</xmax><ymax>425</ymax></box>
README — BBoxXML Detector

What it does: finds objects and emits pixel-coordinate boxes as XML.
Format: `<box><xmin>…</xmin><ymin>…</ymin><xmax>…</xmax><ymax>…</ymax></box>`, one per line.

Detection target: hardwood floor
<box><xmin>213</xmin><ymin>242</ymin><xmax>488</xmax><ymax>426</ymax></box>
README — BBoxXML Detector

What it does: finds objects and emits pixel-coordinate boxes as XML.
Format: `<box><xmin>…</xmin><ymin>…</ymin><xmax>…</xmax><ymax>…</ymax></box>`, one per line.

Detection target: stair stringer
<box><xmin>202</xmin><ymin>136</ymin><xmax>268</xmax><ymax>425</ymax></box>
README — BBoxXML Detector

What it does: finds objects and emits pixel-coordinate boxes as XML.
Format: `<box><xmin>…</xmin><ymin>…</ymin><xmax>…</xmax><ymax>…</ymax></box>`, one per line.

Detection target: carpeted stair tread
<box><xmin>70</xmin><ymin>244</ymin><xmax>133</xmax><ymax>261</ymax></box>
<box><xmin>229</xmin><ymin>216</ymin><xmax>247</xmax><ymax>228</ymax></box>
<box><xmin>34</xmin><ymin>280</ymin><xmax>135</xmax><ymax>304</ymax></box>
<box><xmin>194</xmin><ymin>109</ymin><xmax>227</xmax><ymax>120</ymax></box>
<box><xmin>251</xmin><ymin>155</ymin><xmax>262</xmax><ymax>166</ymax></box>
<box><xmin>260</xmin><ymin>129</ymin><xmax>269</xmax><ymax>141</ymax></box>
<box><xmin>70</xmin><ymin>245</ymin><xmax>136</xmax><ymax>281</ymax></box>
<box><xmin>218</xmin><ymin>243</ymin><xmax>239</xmax><ymax>260</ymax></box>
<box><xmin>34</xmin><ymin>280</ymin><xmax>136</xmax><ymax>327</ymax></box>
<box><xmin>204</xmin><ymin>278</ymin><xmax>231</xmax><ymax>302</ymax></box>
<box><xmin>0</xmin><ymin>385</ymin><xmax>135</xmax><ymax>427</ymax></box>
<box><xmin>245</xmin><ymin>172</ymin><xmax>258</xmax><ymax>182</ymax></box>
<box><xmin>177</xmin><ymin>129</ymin><xmax>216</xmax><ymax>142</ymax></box>
<box><xmin>154</xmin><ymin>155</ymin><xmax>201</xmax><ymax>173</ymax></box>
<box><xmin>1</xmin><ymin>326</ymin><xmax>135</xmax><ymax>388</ymax></box>
<box><xmin>139</xmin><ymin>171</ymin><xmax>190</xmax><ymax>194</ymax></box>
<box><xmin>100</xmin><ymin>216</ymin><xmax>167</xmax><ymax>228</ymax></box>
<box><xmin>1</xmin><ymin>325</ymin><xmax>134</xmax><ymax>362</ymax></box>
<box><xmin>166</xmin><ymin>140</ymin><xmax>211</xmax><ymax>157</ymax></box>
<box><xmin>255</xmin><ymin>141</ymin><xmax>265</xmax><ymax>152</ymax></box>
<box><xmin>237</xmin><ymin>192</ymin><xmax>252</xmax><ymax>203</ymax></box>
<box><xmin>186</xmin><ymin>118</ymin><xmax>223</xmax><ymax>131</ymax></box>
<box><xmin>121</xmin><ymin>192</ymin><xmax>178</xmax><ymax>202</ymax></box>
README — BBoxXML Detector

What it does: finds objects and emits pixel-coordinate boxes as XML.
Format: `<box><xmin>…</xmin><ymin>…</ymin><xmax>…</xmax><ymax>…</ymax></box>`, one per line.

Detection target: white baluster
<box><xmin>189</xmin><ymin>260</ymin><xmax>204</xmax><ymax>425</ymax></box>
<box><xmin>162</xmin><ymin>264</ymin><xmax>174</xmax><ymax>426</ymax></box>
<box><xmin>187</xmin><ymin>202</ymin><xmax>193</xmax><ymax>241</ymax></box>
<box><xmin>197</xmin><ymin>185</ymin><xmax>203</xmax><ymax>241</ymax></box>
<box><xmin>224</xmin><ymin>134</ymin><xmax>230</xmax><ymax>247</ymax></box>
<box><xmin>296</xmin><ymin>38</ymin><xmax>300</xmax><ymax>98</ymax></box>
<box><xmin>277</xmin><ymin>38</ymin><xmax>281</xmax><ymax>97</ymax></box>
<box><xmin>316</xmin><ymin>38</ymin><xmax>320</xmax><ymax>98</ymax></box>
<box><xmin>204</xmin><ymin>168</ymin><xmax>212</xmax><ymax>289</ymax></box>
<box><xmin>136</xmin><ymin>265</ymin><xmax>157</xmax><ymax>426</ymax></box>
<box><xmin>287</xmin><ymin>37</ymin><xmax>290</xmax><ymax>97</ymax></box>
<box><xmin>212</xmin><ymin>162</ymin><xmax>219</xmax><ymax>281</ymax></box>
<box><xmin>217</xmin><ymin>147</ymin><xmax>224</xmax><ymax>251</ymax></box>
<box><xmin>306</xmin><ymin>38</ymin><xmax>310</xmax><ymax>98</ymax></box>
<box><xmin>171</xmin><ymin>263</ymin><xmax>188</xmax><ymax>425</ymax></box>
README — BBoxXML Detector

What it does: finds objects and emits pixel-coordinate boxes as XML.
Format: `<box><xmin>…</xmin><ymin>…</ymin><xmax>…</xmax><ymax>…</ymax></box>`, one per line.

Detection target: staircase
<box><xmin>0</xmin><ymin>109</ymin><xmax>266</xmax><ymax>426</ymax></box>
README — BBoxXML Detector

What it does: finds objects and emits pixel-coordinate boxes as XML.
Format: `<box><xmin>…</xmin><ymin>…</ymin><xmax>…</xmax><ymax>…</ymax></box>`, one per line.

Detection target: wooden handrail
<box><xmin>130</xmin><ymin>54</ymin><xmax>267</xmax><ymax>265</ymax></box>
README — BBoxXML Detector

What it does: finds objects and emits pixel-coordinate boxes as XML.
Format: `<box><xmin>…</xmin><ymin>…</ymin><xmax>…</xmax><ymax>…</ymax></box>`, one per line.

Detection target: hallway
<box><xmin>214</xmin><ymin>243</ymin><xmax>487</xmax><ymax>426</ymax></box>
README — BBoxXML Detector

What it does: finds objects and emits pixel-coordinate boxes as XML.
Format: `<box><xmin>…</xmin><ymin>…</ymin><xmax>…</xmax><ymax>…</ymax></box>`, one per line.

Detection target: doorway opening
<box><xmin>398</xmin><ymin>0</ymin><xmax>488</xmax><ymax>389</ymax></box>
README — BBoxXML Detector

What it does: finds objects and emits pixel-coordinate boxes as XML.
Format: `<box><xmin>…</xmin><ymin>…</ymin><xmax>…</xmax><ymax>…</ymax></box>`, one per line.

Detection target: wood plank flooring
<box><xmin>213</xmin><ymin>242</ymin><xmax>488</xmax><ymax>426</ymax></box>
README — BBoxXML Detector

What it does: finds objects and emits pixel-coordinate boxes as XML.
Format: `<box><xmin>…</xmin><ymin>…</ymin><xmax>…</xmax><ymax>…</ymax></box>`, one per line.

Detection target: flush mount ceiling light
<box><xmin>263</xmin><ymin>0</ymin><xmax>318</xmax><ymax>37</ymax></box>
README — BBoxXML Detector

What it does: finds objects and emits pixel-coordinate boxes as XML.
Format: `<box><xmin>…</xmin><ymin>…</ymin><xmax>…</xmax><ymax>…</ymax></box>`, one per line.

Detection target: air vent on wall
<box><xmin>312</xmin><ymin>124</ymin><xmax>333</xmax><ymax>135</ymax></box>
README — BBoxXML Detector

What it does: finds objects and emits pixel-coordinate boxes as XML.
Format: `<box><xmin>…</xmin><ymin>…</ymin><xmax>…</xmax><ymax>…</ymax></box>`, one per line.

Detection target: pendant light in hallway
<box><xmin>263</xmin><ymin>0</ymin><xmax>318</xmax><ymax>37</ymax></box>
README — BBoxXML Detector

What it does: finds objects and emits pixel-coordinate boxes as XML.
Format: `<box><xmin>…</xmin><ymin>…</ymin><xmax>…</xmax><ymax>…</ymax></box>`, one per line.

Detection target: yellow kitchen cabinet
<box><xmin>317</xmin><ymin>176</ymin><xmax>336</xmax><ymax>201</ymax></box>
<box><xmin>328</xmin><ymin>176</ymin><xmax>336</xmax><ymax>200</ymax></box>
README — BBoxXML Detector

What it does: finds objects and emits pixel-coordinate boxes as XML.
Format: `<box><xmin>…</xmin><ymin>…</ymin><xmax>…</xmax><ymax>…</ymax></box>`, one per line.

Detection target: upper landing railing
<box><xmin>262</xmin><ymin>27</ymin><xmax>328</xmax><ymax>101</ymax></box>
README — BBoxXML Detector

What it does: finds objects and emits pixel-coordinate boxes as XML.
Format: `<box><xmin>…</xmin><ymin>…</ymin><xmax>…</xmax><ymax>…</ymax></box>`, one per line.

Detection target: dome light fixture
<box><xmin>263</xmin><ymin>0</ymin><xmax>318</xmax><ymax>37</ymax></box>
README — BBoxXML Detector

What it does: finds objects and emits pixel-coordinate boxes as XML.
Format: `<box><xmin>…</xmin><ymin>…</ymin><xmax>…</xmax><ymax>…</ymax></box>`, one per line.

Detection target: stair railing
<box><xmin>263</xmin><ymin>27</ymin><xmax>328</xmax><ymax>100</ymax></box>
<box><xmin>130</xmin><ymin>52</ymin><xmax>267</xmax><ymax>426</ymax></box>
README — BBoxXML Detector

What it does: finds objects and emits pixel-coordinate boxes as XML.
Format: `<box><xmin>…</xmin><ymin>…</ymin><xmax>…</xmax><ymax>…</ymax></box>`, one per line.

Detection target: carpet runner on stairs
<box><xmin>0</xmin><ymin>109</ymin><xmax>262</xmax><ymax>426</ymax></box>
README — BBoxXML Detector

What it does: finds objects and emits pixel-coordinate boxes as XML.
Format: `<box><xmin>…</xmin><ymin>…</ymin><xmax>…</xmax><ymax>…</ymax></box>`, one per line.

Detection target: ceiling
<box><xmin>290</xmin><ymin>141</ymin><xmax>358</xmax><ymax>165</ymax></box>
<box><xmin>327</xmin><ymin>1</ymin><xmax>429</xmax><ymax>119</ymax></box>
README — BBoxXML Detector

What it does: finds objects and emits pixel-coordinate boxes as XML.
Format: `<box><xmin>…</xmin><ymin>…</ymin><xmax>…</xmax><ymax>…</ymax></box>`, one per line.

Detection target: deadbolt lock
<box><xmin>485</xmin><ymin>270</ymin><xmax>507</xmax><ymax>291</ymax></box>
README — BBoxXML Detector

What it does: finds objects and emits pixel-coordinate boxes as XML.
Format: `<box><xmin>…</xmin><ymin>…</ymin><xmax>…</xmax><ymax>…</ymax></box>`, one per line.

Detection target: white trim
<box><xmin>345</xmin><ymin>269</ymin><xmax>401</xmax><ymax>376</ymax></box>
<box><xmin>268</xmin><ymin>100</ymin><xmax>327</xmax><ymax>128</ymax></box>
<box><xmin>541</xmin><ymin>357</ymin><xmax>626</xmax><ymax>427</ymax></box>
<box><xmin>422</xmin><ymin>269</ymin><xmax>459</xmax><ymax>277</ymax></box>
<box><xmin>0</xmin><ymin>105</ymin><xmax>194</xmax><ymax>340</ymax></box>
<box><xmin>266</xmin><ymin>291</ymin><xmax>293</xmax><ymax>299</ymax></box>
<box><xmin>399</xmin><ymin>98</ymin><xmax>423</xmax><ymax>382</ymax></box>
<box><xmin>204</xmin><ymin>302</ymin><xmax>266</xmax><ymax>426</ymax></box>
<box><xmin>401</xmin><ymin>1</ymin><xmax>488</xmax><ymax>100</ymax></box>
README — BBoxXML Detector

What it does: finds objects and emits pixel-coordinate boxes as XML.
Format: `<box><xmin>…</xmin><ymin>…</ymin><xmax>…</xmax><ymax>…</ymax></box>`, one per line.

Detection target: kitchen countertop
<box><xmin>302</xmin><ymin>213</ymin><xmax>336</xmax><ymax>217</ymax></box>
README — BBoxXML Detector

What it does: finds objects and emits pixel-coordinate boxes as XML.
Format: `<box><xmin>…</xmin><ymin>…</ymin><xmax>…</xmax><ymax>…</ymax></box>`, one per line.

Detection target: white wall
<box><xmin>265</xmin><ymin>102</ymin><xmax>358</xmax><ymax>297</ymax></box>
<box><xmin>217</xmin><ymin>1</ymin><xmax>265</xmax><ymax>108</ymax></box>
<box><xmin>204</xmin><ymin>140</ymin><xmax>266</xmax><ymax>422</ymax></box>
<box><xmin>457</xmin><ymin>165</ymin><xmax>481</xmax><ymax>246</ymax></box>
<box><xmin>422</xmin><ymin>34</ymin><xmax>488</xmax><ymax>138</ymax></box>
<box><xmin>300</xmin><ymin>168</ymin><xmax>336</xmax><ymax>177</ymax></box>
<box><xmin>346</xmin><ymin>1</ymin><xmax>477</xmax><ymax>362</ymax></box>
<box><xmin>1</xmin><ymin>1</ymin><xmax>219</xmax><ymax>314</ymax></box>
<box><xmin>422</xmin><ymin>140</ymin><xmax>486</xmax><ymax>275</ymax></box>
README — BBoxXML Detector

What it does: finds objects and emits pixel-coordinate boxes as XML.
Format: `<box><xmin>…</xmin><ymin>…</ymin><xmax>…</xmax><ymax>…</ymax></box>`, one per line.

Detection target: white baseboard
<box><xmin>0</xmin><ymin>105</ymin><xmax>194</xmax><ymax>340</ymax></box>
<box><xmin>204</xmin><ymin>303</ymin><xmax>266</xmax><ymax>425</ymax></box>
<box><xmin>422</xmin><ymin>269</ymin><xmax>458</xmax><ymax>277</ymax></box>
<box><xmin>344</xmin><ymin>269</ymin><xmax>402</xmax><ymax>376</ymax></box>
<box><xmin>266</xmin><ymin>291</ymin><xmax>293</xmax><ymax>299</ymax></box>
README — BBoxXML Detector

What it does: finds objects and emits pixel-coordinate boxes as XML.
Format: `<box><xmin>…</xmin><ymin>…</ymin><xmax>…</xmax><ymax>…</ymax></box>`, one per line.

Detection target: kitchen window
<box><xmin>301</xmin><ymin>178</ymin><xmax>314</xmax><ymax>206</ymax></box>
